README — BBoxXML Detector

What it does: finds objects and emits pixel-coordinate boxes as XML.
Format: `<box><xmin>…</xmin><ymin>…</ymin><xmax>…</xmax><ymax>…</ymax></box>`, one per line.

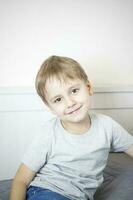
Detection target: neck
<box><xmin>61</xmin><ymin>115</ymin><xmax>91</xmax><ymax>134</ymax></box>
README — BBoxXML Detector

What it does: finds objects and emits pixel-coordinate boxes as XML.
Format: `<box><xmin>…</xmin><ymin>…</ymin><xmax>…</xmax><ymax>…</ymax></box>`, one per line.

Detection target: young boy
<box><xmin>10</xmin><ymin>55</ymin><xmax>133</xmax><ymax>200</ymax></box>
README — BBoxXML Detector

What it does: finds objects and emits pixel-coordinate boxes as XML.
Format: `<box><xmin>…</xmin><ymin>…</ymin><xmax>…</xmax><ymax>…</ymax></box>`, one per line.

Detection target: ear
<box><xmin>86</xmin><ymin>80</ymin><xmax>93</xmax><ymax>95</ymax></box>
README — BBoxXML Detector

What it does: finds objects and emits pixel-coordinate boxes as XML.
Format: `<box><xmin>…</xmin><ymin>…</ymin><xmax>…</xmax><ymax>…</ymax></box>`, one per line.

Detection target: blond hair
<box><xmin>35</xmin><ymin>55</ymin><xmax>88</xmax><ymax>104</ymax></box>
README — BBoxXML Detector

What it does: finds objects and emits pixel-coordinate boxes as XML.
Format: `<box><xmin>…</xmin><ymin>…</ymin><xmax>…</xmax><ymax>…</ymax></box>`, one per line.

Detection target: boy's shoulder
<box><xmin>35</xmin><ymin>116</ymin><xmax>58</xmax><ymax>140</ymax></box>
<box><xmin>41</xmin><ymin>116</ymin><xmax>58</xmax><ymax>132</ymax></box>
<box><xmin>42</xmin><ymin>116</ymin><xmax>58</xmax><ymax>127</ymax></box>
<box><xmin>90</xmin><ymin>113</ymin><xmax>119</xmax><ymax>137</ymax></box>
<box><xmin>91</xmin><ymin>112</ymin><xmax>113</xmax><ymax>122</ymax></box>
<box><xmin>91</xmin><ymin>112</ymin><xmax>116</xmax><ymax>128</ymax></box>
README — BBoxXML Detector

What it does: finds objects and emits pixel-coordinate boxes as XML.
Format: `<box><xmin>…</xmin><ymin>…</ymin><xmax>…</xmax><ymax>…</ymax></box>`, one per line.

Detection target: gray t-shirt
<box><xmin>22</xmin><ymin>113</ymin><xmax>133</xmax><ymax>200</ymax></box>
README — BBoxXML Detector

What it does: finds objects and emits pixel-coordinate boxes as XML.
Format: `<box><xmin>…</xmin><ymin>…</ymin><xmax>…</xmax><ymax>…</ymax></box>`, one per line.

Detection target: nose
<box><xmin>65</xmin><ymin>96</ymin><xmax>76</xmax><ymax>108</ymax></box>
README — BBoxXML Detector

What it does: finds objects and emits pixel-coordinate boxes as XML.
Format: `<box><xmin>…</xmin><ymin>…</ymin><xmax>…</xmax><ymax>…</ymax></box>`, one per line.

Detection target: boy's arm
<box><xmin>10</xmin><ymin>163</ymin><xmax>36</xmax><ymax>200</ymax></box>
<box><xmin>125</xmin><ymin>144</ymin><xmax>133</xmax><ymax>158</ymax></box>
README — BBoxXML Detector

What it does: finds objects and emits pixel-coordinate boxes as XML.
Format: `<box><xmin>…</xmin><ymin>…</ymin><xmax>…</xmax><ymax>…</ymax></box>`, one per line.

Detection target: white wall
<box><xmin>0</xmin><ymin>0</ymin><xmax>133</xmax><ymax>87</ymax></box>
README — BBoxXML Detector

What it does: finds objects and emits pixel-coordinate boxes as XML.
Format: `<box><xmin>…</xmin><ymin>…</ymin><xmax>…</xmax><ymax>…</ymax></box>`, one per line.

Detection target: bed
<box><xmin>0</xmin><ymin>153</ymin><xmax>133</xmax><ymax>200</ymax></box>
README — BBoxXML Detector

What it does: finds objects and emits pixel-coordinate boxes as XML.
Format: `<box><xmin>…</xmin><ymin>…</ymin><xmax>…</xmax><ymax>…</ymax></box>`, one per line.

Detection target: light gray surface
<box><xmin>94</xmin><ymin>153</ymin><xmax>133</xmax><ymax>200</ymax></box>
<box><xmin>0</xmin><ymin>153</ymin><xmax>133</xmax><ymax>200</ymax></box>
<box><xmin>0</xmin><ymin>179</ymin><xmax>12</xmax><ymax>200</ymax></box>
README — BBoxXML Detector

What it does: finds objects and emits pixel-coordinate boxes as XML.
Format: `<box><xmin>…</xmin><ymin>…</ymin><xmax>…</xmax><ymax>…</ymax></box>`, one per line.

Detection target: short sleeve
<box><xmin>22</xmin><ymin>124</ymin><xmax>52</xmax><ymax>172</ymax></box>
<box><xmin>110</xmin><ymin>119</ymin><xmax>133</xmax><ymax>152</ymax></box>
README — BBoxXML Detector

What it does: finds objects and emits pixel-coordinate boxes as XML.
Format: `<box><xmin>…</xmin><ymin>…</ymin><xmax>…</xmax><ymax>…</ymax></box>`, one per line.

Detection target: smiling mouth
<box><xmin>67</xmin><ymin>105</ymin><xmax>82</xmax><ymax>115</ymax></box>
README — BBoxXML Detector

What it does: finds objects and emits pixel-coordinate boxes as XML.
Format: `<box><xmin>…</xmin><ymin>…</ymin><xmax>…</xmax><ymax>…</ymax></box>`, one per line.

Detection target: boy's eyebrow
<box><xmin>68</xmin><ymin>84</ymin><xmax>80</xmax><ymax>90</ymax></box>
<box><xmin>50</xmin><ymin>84</ymin><xmax>80</xmax><ymax>101</ymax></box>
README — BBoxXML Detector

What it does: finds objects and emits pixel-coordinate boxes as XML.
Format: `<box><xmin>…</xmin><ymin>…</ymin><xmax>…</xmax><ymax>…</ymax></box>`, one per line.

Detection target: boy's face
<box><xmin>45</xmin><ymin>77</ymin><xmax>92</xmax><ymax>124</ymax></box>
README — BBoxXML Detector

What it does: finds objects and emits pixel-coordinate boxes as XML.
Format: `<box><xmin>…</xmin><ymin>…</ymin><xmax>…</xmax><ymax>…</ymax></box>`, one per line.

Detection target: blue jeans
<box><xmin>26</xmin><ymin>186</ymin><xmax>70</xmax><ymax>200</ymax></box>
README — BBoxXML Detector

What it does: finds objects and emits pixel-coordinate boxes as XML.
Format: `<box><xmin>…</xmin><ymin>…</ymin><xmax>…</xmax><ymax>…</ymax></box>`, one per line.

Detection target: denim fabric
<box><xmin>26</xmin><ymin>186</ymin><xmax>70</xmax><ymax>200</ymax></box>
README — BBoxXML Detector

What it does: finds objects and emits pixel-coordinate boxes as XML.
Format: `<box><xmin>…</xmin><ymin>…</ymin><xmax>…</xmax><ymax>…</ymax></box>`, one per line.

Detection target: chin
<box><xmin>66</xmin><ymin>113</ymin><xmax>88</xmax><ymax>123</ymax></box>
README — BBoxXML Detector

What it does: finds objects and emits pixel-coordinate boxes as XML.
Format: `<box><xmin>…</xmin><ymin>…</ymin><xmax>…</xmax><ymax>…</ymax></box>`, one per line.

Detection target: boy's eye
<box><xmin>54</xmin><ymin>97</ymin><xmax>62</xmax><ymax>103</ymax></box>
<box><xmin>72</xmin><ymin>88</ymin><xmax>79</xmax><ymax>94</ymax></box>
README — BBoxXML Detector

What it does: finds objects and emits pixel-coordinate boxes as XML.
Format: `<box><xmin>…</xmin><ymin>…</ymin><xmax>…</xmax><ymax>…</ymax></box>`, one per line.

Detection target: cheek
<box><xmin>77</xmin><ymin>89</ymin><xmax>90</xmax><ymax>102</ymax></box>
<box><xmin>79</xmin><ymin>91</ymin><xmax>91</xmax><ymax>108</ymax></box>
<box><xmin>51</xmin><ymin>105</ymin><xmax>64</xmax><ymax>117</ymax></box>
<box><xmin>56</xmin><ymin>111</ymin><xmax>64</xmax><ymax>117</ymax></box>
